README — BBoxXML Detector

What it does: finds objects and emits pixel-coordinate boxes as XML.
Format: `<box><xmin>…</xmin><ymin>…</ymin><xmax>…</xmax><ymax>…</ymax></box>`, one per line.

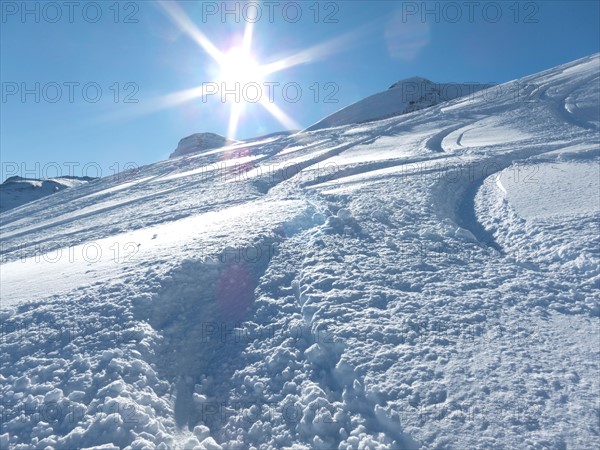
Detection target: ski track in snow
<box><xmin>1</xmin><ymin>54</ymin><xmax>599</xmax><ymax>450</ymax></box>
<box><xmin>424</xmin><ymin>123</ymin><xmax>470</xmax><ymax>153</ymax></box>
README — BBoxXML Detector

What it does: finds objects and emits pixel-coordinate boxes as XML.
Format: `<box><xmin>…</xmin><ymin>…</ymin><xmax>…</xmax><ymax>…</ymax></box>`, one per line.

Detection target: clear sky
<box><xmin>1</xmin><ymin>1</ymin><xmax>599</xmax><ymax>180</ymax></box>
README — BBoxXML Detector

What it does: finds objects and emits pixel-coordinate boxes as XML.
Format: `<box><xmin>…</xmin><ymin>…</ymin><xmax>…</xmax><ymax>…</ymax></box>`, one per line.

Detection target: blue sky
<box><xmin>1</xmin><ymin>1</ymin><xmax>598</xmax><ymax>181</ymax></box>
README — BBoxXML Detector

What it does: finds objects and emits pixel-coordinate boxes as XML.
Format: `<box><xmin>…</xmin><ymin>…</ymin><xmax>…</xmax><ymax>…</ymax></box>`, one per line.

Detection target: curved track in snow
<box><xmin>424</xmin><ymin>123</ymin><xmax>471</xmax><ymax>152</ymax></box>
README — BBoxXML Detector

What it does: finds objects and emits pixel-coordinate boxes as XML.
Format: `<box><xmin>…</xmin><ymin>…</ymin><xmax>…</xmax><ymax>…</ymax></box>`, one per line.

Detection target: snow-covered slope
<box><xmin>306</xmin><ymin>76</ymin><xmax>490</xmax><ymax>131</ymax></box>
<box><xmin>1</xmin><ymin>54</ymin><xmax>599</xmax><ymax>450</ymax></box>
<box><xmin>0</xmin><ymin>176</ymin><xmax>95</xmax><ymax>213</ymax></box>
<box><xmin>170</xmin><ymin>133</ymin><xmax>239</xmax><ymax>159</ymax></box>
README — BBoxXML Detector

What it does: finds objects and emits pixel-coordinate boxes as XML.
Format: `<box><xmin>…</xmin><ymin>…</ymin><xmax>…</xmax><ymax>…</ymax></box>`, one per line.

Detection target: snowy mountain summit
<box><xmin>169</xmin><ymin>132</ymin><xmax>239</xmax><ymax>158</ymax></box>
<box><xmin>387</xmin><ymin>75</ymin><xmax>433</xmax><ymax>90</ymax></box>
<box><xmin>306</xmin><ymin>76</ymin><xmax>489</xmax><ymax>130</ymax></box>
<box><xmin>0</xmin><ymin>54</ymin><xmax>599</xmax><ymax>450</ymax></box>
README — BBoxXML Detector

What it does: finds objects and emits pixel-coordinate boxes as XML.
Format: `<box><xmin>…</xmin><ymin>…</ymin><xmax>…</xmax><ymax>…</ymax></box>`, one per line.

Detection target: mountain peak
<box><xmin>306</xmin><ymin>77</ymin><xmax>488</xmax><ymax>131</ymax></box>
<box><xmin>169</xmin><ymin>132</ymin><xmax>239</xmax><ymax>159</ymax></box>
<box><xmin>388</xmin><ymin>76</ymin><xmax>433</xmax><ymax>90</ymax></box>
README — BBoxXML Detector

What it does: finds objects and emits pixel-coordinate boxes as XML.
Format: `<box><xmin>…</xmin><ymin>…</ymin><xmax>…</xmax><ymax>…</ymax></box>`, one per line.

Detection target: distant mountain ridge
<box><xmin>0</xmin><ymin>175</ymin><xmax>95</xmax><ymax>213</ymax></box>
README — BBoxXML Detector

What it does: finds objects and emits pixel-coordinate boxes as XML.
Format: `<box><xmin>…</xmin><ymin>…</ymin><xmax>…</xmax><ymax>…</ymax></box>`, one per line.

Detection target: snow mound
<box><xmin>306</xmin><ymin>77</ymin><xmax>490</xmax><ymax>131</ymax></box>
<box><xmin>169</xmin><ymin>133</ymin><xmax>239</xmax><ymax>159</ymax></box>
<box><xmin>0</xmin><ymin>176</ymin><xmax>94</xmax><ymax>213</ymax></box>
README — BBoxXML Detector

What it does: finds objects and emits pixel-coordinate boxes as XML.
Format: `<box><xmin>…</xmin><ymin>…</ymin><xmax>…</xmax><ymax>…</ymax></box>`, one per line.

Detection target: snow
<box><xmin>441</xmin><ymin>122</ymin><xmax>534</xmax><ymax>151</ymax></box>
<box><xmin>0</xmin><ymin>176</ymin><xmax>94</xmax><ymax>213</ymax></box>
<box><xmin>305</xmin><ymin>77</ymin><xmax>490</xmax><ymax>131</ymax></box>
<box><xmin>0</xmin><ymin>198</ymin><xmax>307</xmax><ymax>307</ymax></box>
<box><xmin>496</xmin><ymin>160</ymin><xmax>600</xmax><ymax>220</ymax></box>
<box><xmin>169</xmin><ymin>133</ymin><xmax>240</xmax><ymax>159</ymax></box>
<box><xmin>1</xmin><ymin>53</ymin><xmax>599</xmax><ymax>449</ymax></box>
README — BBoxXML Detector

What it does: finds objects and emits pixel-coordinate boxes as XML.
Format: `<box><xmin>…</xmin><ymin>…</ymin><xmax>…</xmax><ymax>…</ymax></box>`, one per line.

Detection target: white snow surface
<box><xmin>0</xmin><ymin>177</ymin><xmax>94</xmax><ymax>213</ymax></box>
<box><xmin>305</xmin><ymin>77</ymin><xmax>491</xmax><ymax>131</ymax></box>
<box><xmin>169</xmin><ymin>133</ymin><xmax>240</xmax><ymax>159</ymax></box>
<box><xmin>1</xmin><ymin>54</ymin><xmax>599</xmax><ymax>450</ymax></box>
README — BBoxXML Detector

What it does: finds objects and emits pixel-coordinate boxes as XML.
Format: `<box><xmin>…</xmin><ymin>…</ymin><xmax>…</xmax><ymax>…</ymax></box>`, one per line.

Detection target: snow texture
<box><xmin>1</xmin><ymin>54</ymin><xmax>599</xmax><ymax>449</ymax></box>
<box><xmin>305</xmin><ymin>77</ymin><xmax>491</xmax><ymax>131</ymax></box>
<box><xmin>170</xmin><ymin>133</ymin><xmax>240</xmax><ymax>159</ymax></box>
<box><xmin>0</xmin><ymin>176</ymin><xmax>95</xmax><ymax>213</ymax></box>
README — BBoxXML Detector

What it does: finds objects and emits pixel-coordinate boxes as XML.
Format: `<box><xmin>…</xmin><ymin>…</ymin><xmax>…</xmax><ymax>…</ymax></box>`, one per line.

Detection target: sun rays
<box><xmin>135</xmin><ymin>0</ymin><xmax>364</xmax><ymax>139</ymax></box>
<box><xmin>156</xmin><ymin>0</ymin><xmax>301</xmax><ymax>139</ymax></box>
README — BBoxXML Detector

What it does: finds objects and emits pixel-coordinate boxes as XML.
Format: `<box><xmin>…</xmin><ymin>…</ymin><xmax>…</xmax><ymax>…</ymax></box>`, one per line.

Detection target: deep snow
<box><xmin>1</xmin><ymin>54</ymin><xmax>599</xmax><ymax>449</ymax></box>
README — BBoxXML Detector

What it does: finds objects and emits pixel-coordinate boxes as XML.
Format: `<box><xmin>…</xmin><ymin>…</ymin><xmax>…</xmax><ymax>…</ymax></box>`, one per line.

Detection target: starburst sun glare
<box><xmin>150</xmin><ymin>0</ymin><xmax>361</xmax><ymax>139</ymax></box>
<box><xmin>218</xmin><ymin>46</ymin><xmax>264</xmax><ymax>85</ymax></box>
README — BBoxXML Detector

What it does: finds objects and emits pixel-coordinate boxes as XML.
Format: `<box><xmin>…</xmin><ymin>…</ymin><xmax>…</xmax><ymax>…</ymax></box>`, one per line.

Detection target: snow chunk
<box><xmin>193</xmin><ymin>425</ymin><xmax>211</xmax><ymax>441</ymax></box>
<box><xmin>200</xmin><ymin>436</ymin><xmax>223</xmax><ymax>450</ymax></box>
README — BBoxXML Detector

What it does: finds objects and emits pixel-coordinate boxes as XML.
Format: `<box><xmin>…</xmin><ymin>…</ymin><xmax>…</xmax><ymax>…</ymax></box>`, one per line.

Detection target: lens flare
<box><xmin>110</xmin><ymin>1</ymin><xmax>368</xmax><ymax>139</ymax></box>
<box><xmin>218</xmin><ymin>46</ymin><xmax>264</xmax><ymax>85</ymax></box>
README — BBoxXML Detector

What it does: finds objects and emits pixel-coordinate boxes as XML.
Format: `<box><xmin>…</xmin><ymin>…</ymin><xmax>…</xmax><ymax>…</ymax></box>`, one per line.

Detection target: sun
<box><xmin>218</xmin><ymin>46</ymin><xmax>264</xmax><ymax>85</ymax></box>
<box><xmin>152</xmin><ymin>1</ymin><xmax>359</xmax><ymax>138</ymax></box>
